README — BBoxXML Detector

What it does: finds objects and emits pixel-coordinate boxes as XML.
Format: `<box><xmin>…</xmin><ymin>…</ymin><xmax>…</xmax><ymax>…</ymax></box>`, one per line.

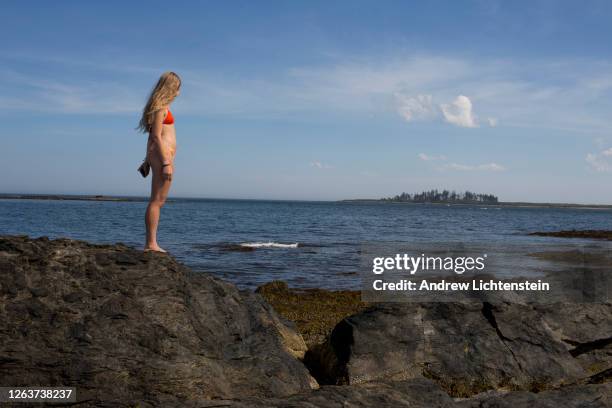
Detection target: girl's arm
<box><xmin>150</xmin><ymin>108</ymin><xmax>171</xmax><ymax>164</ymax></box>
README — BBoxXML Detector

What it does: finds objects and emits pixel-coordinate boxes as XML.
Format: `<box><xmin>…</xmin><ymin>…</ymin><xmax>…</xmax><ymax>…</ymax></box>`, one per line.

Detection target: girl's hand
<box><xmin>162</xmin><ymin>164</ymin><xmax>173</xmax><ymax>181</ymax></box>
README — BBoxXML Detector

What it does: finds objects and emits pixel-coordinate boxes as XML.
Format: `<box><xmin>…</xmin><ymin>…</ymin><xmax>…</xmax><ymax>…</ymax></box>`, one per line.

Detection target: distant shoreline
<box><xmin>0</xmin><ymin>194</ymin><xmax>147</xmax><ymax>202</ymax></box>
<box><xmin>1</xmin><ymin>193</ymin><xmax>611</xmax><ymax>209</ymax></box>
<box><xmin>338</xmin><ymin>199</ymin><xmax>612</xmax><ymax>210</ymax></box>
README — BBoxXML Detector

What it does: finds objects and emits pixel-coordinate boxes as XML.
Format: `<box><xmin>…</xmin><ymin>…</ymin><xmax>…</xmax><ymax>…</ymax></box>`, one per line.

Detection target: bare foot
<box><xmin>144</xmin><ymin>245</ymin><xmax>167</xmax><ymax>253</ymax></box>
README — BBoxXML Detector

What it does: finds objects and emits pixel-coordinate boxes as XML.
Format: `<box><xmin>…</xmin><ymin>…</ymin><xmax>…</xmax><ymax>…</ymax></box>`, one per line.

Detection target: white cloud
<box><xmin>395</xmin><ymin>94</ymin><xmax>435</xmax><ymax>121</ymax></box>
<box><xmin>440</xmin><ymin>95</ymin><xmax>478</xmax><ymax>128</ymax></box>
<box><xmin>418</xmin><ymin>153</ymin><xmax>446</xmax><ymax>161</ymax></box>
<box><xmin>310</xmin><ymin>161</ymin><xmax>332</xmax><ymax>169</ymax></box>
<box><xmin>394</xmin><ymin>92</ymin><xmax>484</xmax><ymax>128</ymax></box>
<box><xmin>586</xmin><ymin>148</ymin><xmax>612</xmax><ymax>172</ymax></box>
<box><xmin>443</xmin><ymin>162</ymin><xmax>506</xmax><ymax>172</ymax></box>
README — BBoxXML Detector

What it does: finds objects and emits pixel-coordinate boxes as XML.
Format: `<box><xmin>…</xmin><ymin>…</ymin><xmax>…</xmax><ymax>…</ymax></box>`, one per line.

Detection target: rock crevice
<box><xmin>306</xmin><ymin>300</ymin><xmax>611</xmax><ymax>397</ymax></box>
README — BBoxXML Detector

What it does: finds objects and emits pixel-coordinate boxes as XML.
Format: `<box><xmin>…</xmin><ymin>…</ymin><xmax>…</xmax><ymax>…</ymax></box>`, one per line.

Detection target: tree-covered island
<box><xmin>382</xmin><ymin>189</ymin><xmax>499</xmax><ymax>204</ymax></box>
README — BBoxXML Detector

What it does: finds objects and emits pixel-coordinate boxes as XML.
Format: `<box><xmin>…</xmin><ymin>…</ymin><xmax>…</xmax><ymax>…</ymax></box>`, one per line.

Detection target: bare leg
<box><xmin>144</xmin><ymin>160</ymin><xmax>172</xmax><ymax>252</ymax></box>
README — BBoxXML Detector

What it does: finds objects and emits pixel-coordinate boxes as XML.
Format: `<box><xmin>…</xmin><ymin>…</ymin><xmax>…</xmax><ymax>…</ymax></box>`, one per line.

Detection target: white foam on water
<box><xmin>240</xmin><ymin>242</ymin><xmax>299</xmax><ymax>249</ymax></box>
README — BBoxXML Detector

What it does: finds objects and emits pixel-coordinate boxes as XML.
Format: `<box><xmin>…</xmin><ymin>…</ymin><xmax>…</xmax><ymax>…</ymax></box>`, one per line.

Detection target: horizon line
<box><xmin>1</xmin><ymin>192</ymin><xmax>612</xmax><ymax>208</ymax></box>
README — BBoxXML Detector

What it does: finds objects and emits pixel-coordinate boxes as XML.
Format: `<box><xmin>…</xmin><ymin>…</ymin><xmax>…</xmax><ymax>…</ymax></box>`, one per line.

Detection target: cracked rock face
<box><xmin>215</xmin><ymin>380</ymin><xmax>612</xmax><ymax>408</ymax></box>
<box><xmin>1</xmin><ymin>235</ymin><xmax>610</xmax><ymax>407</ymax></box>
<box><xmin>0</xmin><ymin>236</ymin><xmax>315</xmax><ymax>406</ymax></box>
<box><xmin>225</xmin><ymin>377</ymin><xmax>457</xmax><ymax>407</ymax></box>
<box><xmin>537</xmin><ymin>303</ymin><xmax>612</xmax><ymax>376</ymax></box>
<box><xmin>305</xmin><ymin>301</ymin><xmax>611</xmax><ymax>397</ymax></box>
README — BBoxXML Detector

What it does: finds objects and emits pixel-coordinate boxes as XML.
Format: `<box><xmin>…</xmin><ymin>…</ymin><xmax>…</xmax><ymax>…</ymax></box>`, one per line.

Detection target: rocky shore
<box><xmin>0</xmin><ymin>235</ymin><xmax>610</xmax><ymax>407</ymax></box>
<box><xmin>529</xmin><ymin>229</ymin><xmax>612</xmax><ymax>240</ymax></box>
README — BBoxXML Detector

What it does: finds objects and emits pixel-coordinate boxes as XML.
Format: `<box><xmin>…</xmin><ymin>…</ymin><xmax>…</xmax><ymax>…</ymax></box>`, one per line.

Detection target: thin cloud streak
<box><xmin>441</xmin><ymin>162</ymin><xmax>506</xmax><ymax>172</ymax></box>
<box><xmin>418</xmin><ymin>153</ymin><xmax>446</xmax><ymax>161</ymax></box>
<box><xmin>2</xmin><ymin>52</ymin><xmax>612</xmax><ymax>135</ymax></box>
<box><xmin>419</xmin><ymin>153</ymin><xmax>505</xmax><ymax>172</ymax></box>
<box><xmin>310</xmin><ymin>161</ymin><xmax>332</xmax><ymax>169</ymax></box>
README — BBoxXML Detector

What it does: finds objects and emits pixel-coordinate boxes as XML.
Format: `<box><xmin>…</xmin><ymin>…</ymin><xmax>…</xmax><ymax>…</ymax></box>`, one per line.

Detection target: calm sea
<box><xmin>1</xmin><ymin>198</ymin><xmax>612</xmax><ymax>290</ymax></box>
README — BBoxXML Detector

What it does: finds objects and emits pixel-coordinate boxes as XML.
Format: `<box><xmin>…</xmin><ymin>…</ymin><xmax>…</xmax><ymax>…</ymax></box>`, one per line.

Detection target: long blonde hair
<box><xmin>137</xmin><ymin>71</ymin><xmax>181</xmax><ymax>133</ymax></box>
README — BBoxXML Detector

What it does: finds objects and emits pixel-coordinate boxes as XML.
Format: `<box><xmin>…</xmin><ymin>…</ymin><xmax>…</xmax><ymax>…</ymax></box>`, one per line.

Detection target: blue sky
<box><xmin>2</xmin><ymin>1</ymin><xmax>612</xmax><ymax>203</ymax></box>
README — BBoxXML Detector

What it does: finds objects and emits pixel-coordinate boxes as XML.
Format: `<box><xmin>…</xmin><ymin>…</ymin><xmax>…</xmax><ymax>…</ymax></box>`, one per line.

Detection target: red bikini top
<box><xmin>163</xmin><ymin>108</ymin><xmax>174</xmax><ymax>125</ymax></box>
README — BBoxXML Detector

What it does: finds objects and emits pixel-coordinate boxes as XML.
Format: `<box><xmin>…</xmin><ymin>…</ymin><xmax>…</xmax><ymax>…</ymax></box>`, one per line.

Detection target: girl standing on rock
<box><xmin>137</xmin><ymin>71</ymin><xmax>181</xmax><ymax>253</ymax></box>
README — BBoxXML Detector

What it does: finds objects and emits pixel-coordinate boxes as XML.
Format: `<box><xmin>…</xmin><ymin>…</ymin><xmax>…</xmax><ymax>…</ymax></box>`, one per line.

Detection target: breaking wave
<box><xmin>239</xmin><ymin>242</ymin><xmax>299</xmax><ymax>249</ymax></box>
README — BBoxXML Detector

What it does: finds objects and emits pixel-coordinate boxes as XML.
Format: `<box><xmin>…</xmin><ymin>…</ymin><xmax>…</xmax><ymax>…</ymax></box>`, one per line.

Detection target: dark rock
<box><xmin>29</xmin><ymin>286</ymin><xmax>49</xmax><ymax>297</ymax></box>
<box><xmin>537</xmin><ymin>303</ymin><xmax>612</xmax><ymax>379</ymax></box>
<box><xmin>221</xmin><ymin>244</ymin><xmax>256</xmax><ymax>252</ymax></box>
<box><xmin>226</xmin><ymin>378</ymin><xmax>456</xmax><ymax>407</ymax></box>
<box><xmin>1</xmin><ymin>235</ymin><xmax>609</xmax><ymax>407</ymax></box>
<box><xmin>0</xmin><ymin>235</ymin><xmax>315</xmax><ymax>406</ymax></box>
<box><xmin>212</xmin><ymin>380</ymin><xmax>612</xmax><ymax>407</ymax></box>
<box><xmin>529</xmin><ymin>230</ymin><xmax>612</xmax><ymax>240</ymax></box>
<box><xmin>456</xmin><ymin>382</ymin><xmax>611</xmax><ymax>408</ymax></box>
<box><xmin>306</xmin><ymin>301</ymin><xmax>611</xmax><ymax>397</ymax></box>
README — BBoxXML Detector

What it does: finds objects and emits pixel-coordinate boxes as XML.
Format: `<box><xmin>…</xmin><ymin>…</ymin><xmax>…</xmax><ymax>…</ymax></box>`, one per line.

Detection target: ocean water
<box><xmin>1</xmin><ymin>198</ymin><xmax>612</xmax><ymax>290</ymax></box>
